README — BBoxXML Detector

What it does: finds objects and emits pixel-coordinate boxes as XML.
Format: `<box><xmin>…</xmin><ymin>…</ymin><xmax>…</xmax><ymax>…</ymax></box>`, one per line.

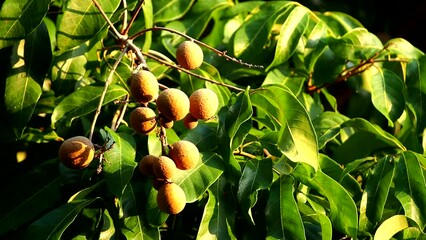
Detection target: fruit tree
<box><xmin>0</xmin><ymin>0</ymin><xmax>425</xmax><ymax>239</ymax></box>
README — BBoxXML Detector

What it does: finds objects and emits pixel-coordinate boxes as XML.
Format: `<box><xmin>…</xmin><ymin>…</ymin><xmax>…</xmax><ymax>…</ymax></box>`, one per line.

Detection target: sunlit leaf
<box><xmin>103</xmin><ymin>128</ymin><xmax>137</xmax><ymax>198</ymax></box>
<box><xmin>0</xmin><ymin>0</ymin><xmax>51</xmax><ymax>49</ymax></box>
<box><xmin>374</xmin><ymin>215</ymin><xmax>410</xmax><ymax>240</ymax></box>
<box><xmin>196</xmin><ymin>175</ymin><xmax>237</xmax><ymax>240</ymax></box>
<box><xmin>251</xmin><ymin>84</ymin><xmax>319</xmax><ymax>171</ymax></box>
<box><xmin>57</xmin><ymin>0</ymin><xmax>120</xmax><ymax>50</ymax></box>
<box><xmin>174</xmin><ymin>152</ymin><xmax>225</xmax><ymax>202</ymax></box>
<box><xmin>394</xmin><ymin>151</ymin><xmax>426</xmax><ymax>229</ymax></box>
<box><xmin>51</xmin><ymin>84</ymin><xmax>128</xmax><ymax>129</ymax></box>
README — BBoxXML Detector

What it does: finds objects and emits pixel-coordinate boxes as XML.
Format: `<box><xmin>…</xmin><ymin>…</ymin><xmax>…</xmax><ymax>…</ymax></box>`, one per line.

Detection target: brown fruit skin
<box><xmin>183</xmin><ymin>113</ymin><xmax>198</xmax><ymax>129</ymax></box>
<box><xmin>159</xmin><ymin>114</ymin><xmax>174</xmax><ymax>129</ymax></box>
<box><xmin>153</xmin><ymin>156</ymin><xmax>177</xmax><ymax>180</ymax></box>
<box><xmin>189</xmin><ymin>88</ymin><xmax>219</xmax><ymax>120</ymax></box>
<box><xmin>138</xmin><ymin>155</ymin><xmax>158</xmax><ymax>176</ymax></box>
<box><xmin>176</xmin><ymin>41</ymin><xmax>204</xmax><ymax>70</ymax></box>
<box><xmin>157</xmin><ymin>182</ymin><xmax>186</xmax><ymax>214</ymax></box>
<box><xmin>156</xmin><ymin>88</ymin><xmax>189</xmax><ymax>121</ymax></box>
<box><xmin>59</xmin><ymin>136</ymin><xmax>95</xmax><ymax>169</ymax></box>
<box><xmin>169</xmin><ymin>140</ymin><xmax>199</xmax><ymax>170</ymax></box>
<box><xmin>129</xmin><ymin>70</ymin><xmax>159</xmax><ymax>103</ymax></box>
<box><xmin>130</xmin><ymin>107</ymin><xmax>157</xmax><ymax>135</ymax></box>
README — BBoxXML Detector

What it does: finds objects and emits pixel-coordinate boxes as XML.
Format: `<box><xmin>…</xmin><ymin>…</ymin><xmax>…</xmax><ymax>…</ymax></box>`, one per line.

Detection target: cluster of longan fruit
<box><xmin>57</xmin><ymin>40</ymin><xmax>219</xmax><ymax>215</ymax></box>
<box><xmin>138</xmin><ymin>140</ymin><xmax>199</xmax><ymax>214</ymax></box>
<box><xmin>128</xmin><ymin>40</ymin><xmax>219</xmax><ymax>134</ymax></box>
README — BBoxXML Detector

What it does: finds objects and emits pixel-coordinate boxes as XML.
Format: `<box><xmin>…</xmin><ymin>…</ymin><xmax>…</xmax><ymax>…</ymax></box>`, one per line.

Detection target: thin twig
<box><xmin>92</xmin><ymin>0</ymin><xmax>124</xmax><ymax>41</ymax></box>
<box><xmin>122</xmin><ymin>0</ymin><xmax>145</xmax><ymax>36</ymax></box>
<box><xmin>89</xmin><ymin>45</ymin><xmax>129</xmax><ymax>140</ymax></box>
<box><xmin>142</xmin><ymin>51</ymin><xmax>245</xmax><ymax>92</ymax></box>
<box><xmin>130</xmin><ymin>26</ymin><xmax>264</xmax><ymax>69</ymax></box>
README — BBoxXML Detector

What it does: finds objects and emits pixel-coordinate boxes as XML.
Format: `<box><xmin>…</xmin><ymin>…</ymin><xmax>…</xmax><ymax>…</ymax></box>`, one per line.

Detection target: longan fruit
<box><xmin>59</xmin><ymin>136</ymin><xmax>95</xmax><ymax>169</ymax></box>
<box><xmin>130</xmin><ymin>107</ymin><xmax>157</xmax><ymax>135</ymax></box>
<box><xmin>157</xmin><ymin>182</ymin><xmax>186</xmax><ymax>214</ymax></box>
<box><xmin>138</xmin><ymin>155</ymin><xmax>158</xmax><ymax>176</ymax></box>
<box><xmin>176</xmin><ymin>40</ymin><xmax>203</xmax><ymax>70</ymax></box>
<box><xmin>159</xmin><ymin>114</ymin><xmax>174</xmax><ymax>129</ymax></box>
<box><xmin>129</xmin><ymin>70</ymin><xmax>159</xmax><ymax>103</ymax></box>
<box><xmin>183</xmin><ymin>113</ymin><xmax>198</xmax><ymax>129</ymax></box>
<box><xmin>153</xmin><ymin>156</ymin><xmax>177</xmax><ymax>180</ymax></box>
<box><xmin>156</xmin><ymin>88</ymin><xmax>189</xmax><ymax>121</ymax></box>
<box><xmin>189</xmin><ymin>88</ymin><xmax>219</xmax><ymax>120</ymax></box>
<box><xmin>169</xmin><ymin>140</ymin><xmax>199</xmax><ymax>170</ymax></box>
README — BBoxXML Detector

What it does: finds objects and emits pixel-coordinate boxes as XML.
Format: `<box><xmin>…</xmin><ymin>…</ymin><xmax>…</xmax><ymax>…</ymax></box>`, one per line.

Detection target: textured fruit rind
<box><xmin>130</xmin><ymin>70</ymin><xmax>159</xmax><ymax>103</ymax></box>
<box><xmin>153</xmin><ymin>156</ymin><xmax>177</xmax><ymax>180</ymax></box>
<box><xmin>157</xmin><ymin>182</ymin><xmax>186</xmax><ymax>214</ymax></box>
<box><xmin>130</xmin><ymin>107</ymin><xmax>157</xmax><ymax>135</ymax></box>
<box><xmin>189</xmin><ymin>88</ymin><xmax>219</xmax><ymax>120</ymax></box>
<box><xmin>176</xmin><ymin>41</ymin><xmax>203</xmax><ymax>70</ymax></box>
<box><xmin>59</xmin><ymin>136</ymin><xmax>95</xmax><ymax>169</ymax></box>
<box><xmin>138</xmin><ymin>155</ymin><xmax>158</xmax><ymax>176</ymax></box>
<box><xmin>169</xmin><ymin>140</ymin><xmax>199</xmax><ymax>170</ymax></box>
<box><xmin>156</xmin><ymin>88</ymin><xmax>189</xmax><ymax>121</ymax></box>
<box><xmin>183</xmin><ymin>113</ymin><xmax>198</xmax><ymax>129</ymax></box>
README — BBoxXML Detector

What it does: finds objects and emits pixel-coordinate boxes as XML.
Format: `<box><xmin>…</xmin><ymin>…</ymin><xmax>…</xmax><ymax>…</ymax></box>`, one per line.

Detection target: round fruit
<box><xmin>157</xmin><ymin>182</ymin><xmax>186</xmax><ymax>214</ymax></box>
<box><xmin>153</xmin><ymin>156</ymin><xmax>177</xmax><ymax>180</ymax></box>
<box><xmin>183</xmin><ymin>113</ymin><xmax>198</xmax><ymax>129</ymax></box>
<box><xmin>169</xmin><ymin>140</ymin><xmax>199</xmax><ymax>170</ymax></box>
<box><xmin>129</xmin><ymin>70</ymin><xmax>159</xmax><ymax>103</ymax></box>
<box><xmin>138</xmin><ymin>155</ymin><xmax>158</xmax><ymax>176</ymax></box>
<box><xmin>59</xmin><ymin>136</ymin><xmax>95</xmax><ymax>169</ymax></box>
<box><xmin>130</xmin><ymin>107</ymin><xmax>157</xmax><ymax>135</ymax></box>
<box><xmin>156</xmin><ymin>88</ymin><xmax>189</xmax><ymax>121</ymax></box>
<box><xmin>189</xmin><ymin>88</ymin><xmax>219</xmax><ymax>120</ymax></box>
<box><xmin>159</xmin><ymin>114</ymin><xmax>174</xmax><ymax>129</ymax></box>
<box><xmin>176</xmin><ymin>40</ymin><xmax>203</xmax><ymax>70</ymax></box>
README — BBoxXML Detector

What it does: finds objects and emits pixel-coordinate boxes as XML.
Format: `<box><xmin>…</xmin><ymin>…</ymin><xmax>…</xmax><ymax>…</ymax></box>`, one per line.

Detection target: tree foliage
<box><xmin>0</xmin><ymin>0</ymin><xmax>425</xmax><ymax>239</ymax></box>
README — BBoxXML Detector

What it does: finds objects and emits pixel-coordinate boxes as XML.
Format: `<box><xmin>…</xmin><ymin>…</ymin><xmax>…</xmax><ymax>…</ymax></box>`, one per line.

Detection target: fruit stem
<box><xmin>89</xmin><ymin>45</ymin><xmax>129</xmax><ymax>141</ymax></box>
<box><xmin>130</xmin><ymin>26</ymin><xmax>264</xmax><ymax>69</ymax></box>
<box><xmin>122</xmin><ymin>0</ymin><xmax>145</xmax><ymax>36</ymax></box>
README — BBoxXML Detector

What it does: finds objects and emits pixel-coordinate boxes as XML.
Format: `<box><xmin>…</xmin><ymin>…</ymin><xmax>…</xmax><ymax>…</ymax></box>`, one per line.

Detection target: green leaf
<box><xmin>267</xmin><ymin>5</ymin><xmax>310</xmax><ymax>70</ymax></box>
<box><xmin>316</xmin><ymin>11</ymin><xmax>364</xmax><ymax>37</ymax></box>
<box><xmin>182</xmin><ymin>122</ymin><xmax>218</xmax><ymax>152</ymax></box>
<box><xmin>57</xmin><ymin>0</ymin><xmax>121</xmax><ymax>50</ymax></box>
<box><xmin>361</xmin><ymin>156</ymin><xmax>395</xmax><ymax>230</ymax></box>
<box><xmin>103</xmin><ymin>128</ymin><xmax>137</xmax><ymax>198</ymax></box>
<box><xmin>237</xmin><ymin>158</ymin><xmax>273</xmax><ymax>225</ymax></box>
<box><xmin>153</xmin><ymin>0</ymin><xmax>194</xmax><ymax>23</ymax></box>
<box><xmin>121</xmin><ymin>180</ymin><xmax>160</xmax><ymax>239</ymax></box>
<box><xmin>265</xmin><ymin>175</ymin><xmax>306</xmax><ymax>240</ymax></box>
<box><xmin>231</xmin><ymin>1</ymin><xmax>297</xmax><ymax>64</ymax></box>
<box><xmin>370</xmin><ymin>68</ymin><xmax>406</xmax><ymax>126</ymax></box>
<box><xmin>251</xmin><ymin>84</ymin><xmax>319</xmax><ymax>171</ymax></box>
<box><xmin>394</xmin><ymin>151</ymin><xmax>426</xmax><ymax>229</ymax></box>
<box><xmin>196</xmin><ymin>175</ymin><xmax>237</xmax><ymax>240</ymax></box>
<box><xmin>292</xmin><ymin>165</ymin><xmax>358</xmax><ymax>238</ymax></box>
<box><xmin>217</xmin><ymin>89</ymin><xmax>253</xmax><ymax>183</ymax></box>
<box><xmin>340</xmin><ymin>118</ymin><xmax>406</xmax><ymax>150</ymax></box>
<box><xmin>174</xmin><ymin>152</ymin><xmax>225</xmax><ymax>202</ymax></box>
<box><xmin>51</xmin><ymin>84</ymin><xmax>128</xmax><ymax>129</ymax></box>
<box><xmin>5</xmin><ymin>62</ymin><xmax>42</xmax><ymax>139</ymax></box>
<box><xmin>23</xmin><ymin>198</ymin><xmax>101</xmax><ymax>240</ymax></box>
<box><xmin>0</xmin><ymin>160</ymin><xmax>61</xmax><ymax>236</ymax></box>
<box><xmin>374</xmin><ymin>215</ymin><xmax>410</xmax><ymax>240</ymax></box>
<box><xmin>263</xmin><ymin>66</ymin><xmax>305</xmax><ymax>96</ymax></box>
<box><xmin>312</xmin><ymin>111</ymin><xmax>349</xmax><ymax>149</ymax></box>
<box><xmin>328</xmin><ymin>28</ymin><xmax>383</xmax><ymax>61</ymax></box>
<box><xmin>0</xmin><ymin>0</ymin><xmax>51</xmax><ymax>49</ymax></box>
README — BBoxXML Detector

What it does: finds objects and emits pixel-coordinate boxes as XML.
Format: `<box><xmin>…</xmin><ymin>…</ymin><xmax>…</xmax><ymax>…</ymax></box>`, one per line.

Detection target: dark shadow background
<box><xmin>297</xmin><ymin>0</ymin><xmax>426</xmax><ymax>52</ymax></box>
